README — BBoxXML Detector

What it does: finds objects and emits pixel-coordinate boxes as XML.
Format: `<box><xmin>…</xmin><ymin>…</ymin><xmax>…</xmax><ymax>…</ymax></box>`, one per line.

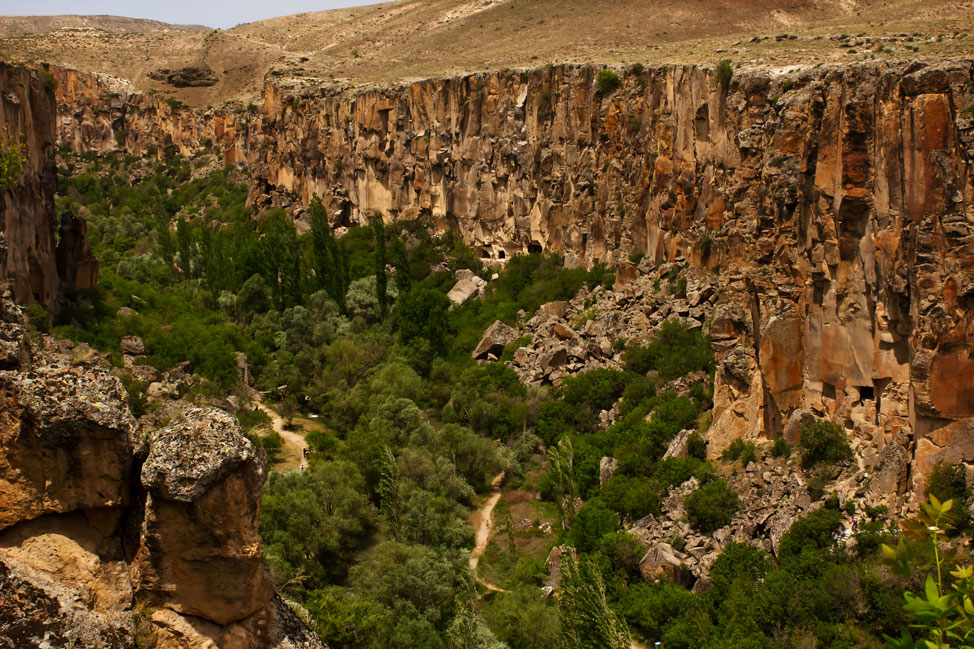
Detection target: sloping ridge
<box><xmin>0</xmin><ymin>14</ymin><xmax>210</xmax><ymax>36</ymax></box>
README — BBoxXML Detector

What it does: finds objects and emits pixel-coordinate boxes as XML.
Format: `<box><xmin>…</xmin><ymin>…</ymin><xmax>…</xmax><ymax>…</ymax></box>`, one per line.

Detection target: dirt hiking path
<box><xmin>255</xmin><ymin>400</ymin><xmax>308</xmax><ymax>470</ymax></box>
<box><xmin>469</xmin><ymin>471</ymin><xmax>507</xmax><ymax>593</ymax></box>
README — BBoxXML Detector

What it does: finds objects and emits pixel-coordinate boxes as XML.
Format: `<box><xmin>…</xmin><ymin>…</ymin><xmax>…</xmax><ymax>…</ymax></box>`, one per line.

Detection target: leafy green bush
<box><xmin>596</xmin><ymin>69</ymin><xmax>622</xmax><ymax>93</ymax></box>
<box><xmin>771</xmin><ymin>437</ymin><xmax>791</xmax><ymax>459</ymax></box>
<box><xmin>722</xmin><ymin>438</ymin><xmax>757</xmax><ymax>465</ymax></box>
<box><xmin>685</xmin><ymin>478</ymin><xmax>739</xmax><ymax>534</ymax></box>
<box><xmin>569</xmin><ymin>497</ymin><xmax>620</xmax><ymax>552</ymax></box>
<box><xmin>628</xmin><ymin>115</ymin><xmax>642</xmax><ymax>135</ymax></box>
<box><xmin>601</xmin><ymin>475</ymin><xmax>662</xmax><ymax>520</ymax></box>
<box><xmin>798</xmin><ymin>420</ymin><xmax>853</xmax><ymax>469</ymax></box>
<box><xmin>925</xmin><ymin>461</ymin><xmax>970</xmax><ymax>530</ymax></box>
<box><xmin>716</xmin><ymin>59</ymin><xmax>733</xmax><ymax>89</ymax></box>
<box><xmin>562</xmin><ymin>368</ymin><xmax>627</xmax><ymax>412</ymax></box>
<box><xmin>686</xmin><ymin>432</ymin><xmax>708</xmax><ymax>460</ymax></box>
<box><xmin>777</xmin><ymin>507</ymin><xmax>842</xmax><ymax>562</ymax></box>
<box><xmin>882</xmin><ymin>495</ymin><xmax>973</xmax><ymax>649</ymax></box>
<box><xmin>39</xmin><ymin>69</ymin><xmax>58</xmax><ymax>92</ymax></box>
<box><xmin>709</xmin><ymin>542</ymin><xmax>771</xmax><ymax>599</ymax></box>
<box><xmin>623</xmin><ymin>319</ymin><xmax>714</xmax><ymax>381</ymax></box>
<box><xmin>806</xmin><ymin>474</ymin><xmax>826</xmax><ymax>501</ymax></box>
<box><xmin>0</xmin><ymin>127</ymin><xmax>28</xmax><ymax>192</ymax></box>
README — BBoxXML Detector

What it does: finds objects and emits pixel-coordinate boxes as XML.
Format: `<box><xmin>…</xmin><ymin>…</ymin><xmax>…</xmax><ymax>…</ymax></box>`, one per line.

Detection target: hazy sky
<box><xmin>1</xmin><ymin>1</ymin><xmax>381</xmax><ymax>29</ymax></box>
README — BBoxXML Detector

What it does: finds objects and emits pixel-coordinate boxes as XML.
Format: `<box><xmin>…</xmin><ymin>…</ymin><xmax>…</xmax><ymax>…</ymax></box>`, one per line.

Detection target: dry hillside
<box><xmin>1</xmin><ymin>0</ymin><xmax>972</xmax><ymax>104</ymax></box>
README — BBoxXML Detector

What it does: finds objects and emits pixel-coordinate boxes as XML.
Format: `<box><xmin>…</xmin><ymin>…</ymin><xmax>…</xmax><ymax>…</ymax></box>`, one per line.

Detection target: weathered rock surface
<box><xmin>133</xmin><ymin>407</ymin><xmax>272</xmax><ymax>625</ymax></box>
<box><xmin>473</xmin><ymin>319</ymin><xmax>518</xmax><ymax>359</ymax></box>
<box><xmin>50</xmin><ymin>59</ymin><xmax>974</xmax><ymax>501</ymax></box>
<box><xmin>0</xmin><ymin>355</ymin><xmax>135</xmax><ymax>531</ymax></box>
<box><xmin>0</xmin><ymin>293</ymin><xmax>321</xmax><ymax>648</ymax></box>
<box><xmin>0</xmin><ymin>64</ymin><xmax>96</xmax><ymax>312</ymax></box>
<box><xmin>447</xmin><ymin>268</ymin><xmax>487</xmax><ymax>305</ymax></box>
<box><xmin>149</xmin><ymin>66</ymin><xmax>218</xmax><ymax>88</ymax></box>
<box><xmin>0</xmin><ymin>63</ymin><xmax>59</xmax><ymax>310</ymax></box>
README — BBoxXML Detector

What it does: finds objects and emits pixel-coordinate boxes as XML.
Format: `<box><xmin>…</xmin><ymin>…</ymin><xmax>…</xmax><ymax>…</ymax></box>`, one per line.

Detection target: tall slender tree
<box><xmin>310</xmin><ymin>194</ymin><xmax>349</xmax><ymax>312</ymax></box>
<box><xmin>559</xmin><ymin>550</ymin><xmax>631</xmax><ymax>649</ymax></box>
<box><xmin>371</xmin><ymin>211</ymin><xmax>388</xmax><ymax>319</ymax></box>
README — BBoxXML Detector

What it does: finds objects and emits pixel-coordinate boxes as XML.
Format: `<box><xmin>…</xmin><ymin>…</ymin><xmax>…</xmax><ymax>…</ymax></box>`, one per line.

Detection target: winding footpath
<box><xmin>255</xmin><ymin>400</ymin><xmax>308</xmax><ymax>470</ymax></box>
<box><xmin>469</xmin><ymin>471</ymin><xmax>507</xmax><ymax>592</ymax></box>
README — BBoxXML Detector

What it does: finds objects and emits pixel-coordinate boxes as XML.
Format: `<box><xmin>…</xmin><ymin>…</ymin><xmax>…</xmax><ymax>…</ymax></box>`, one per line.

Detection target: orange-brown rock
<box><xmin>0</xmin><ymin>298</ymin><xmax>320</xmax><ymax>648</ymax></box>
<box><xmin>0</xmin><ymin>360</ymin><xmax>135</xmax><ymax>531</ymax></box>
<box><xmin>0</xmin><ymin>63</ymin><xmax>59</xmax><ymax>310</ymax></box>
<box><xmin>50</xmin><ymin>58</ymin><xmax>974</xmax><ymax>497</ymax></box>
<box><xmin>132</xmin><ymin>407</ymin><xmax>273</xmax><ymax>626</ymax></box>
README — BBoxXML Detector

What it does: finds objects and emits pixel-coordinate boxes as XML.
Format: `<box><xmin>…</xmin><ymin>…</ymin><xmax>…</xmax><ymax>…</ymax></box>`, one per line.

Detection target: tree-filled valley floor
<box><xmin>39</xmin><ymin>147</ymin><xmax>974</xmax><ymax>649</ymax></box>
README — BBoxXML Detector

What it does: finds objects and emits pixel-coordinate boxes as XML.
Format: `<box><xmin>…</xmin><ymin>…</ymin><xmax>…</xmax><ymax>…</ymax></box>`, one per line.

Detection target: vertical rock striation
<box><xmin>52</xmin><ymin>59</ymin><xmax>974</xmax><ymax>497</ymax></box>
<box><xmin>0</xmin><ymin>63</ymin><xmax>97</xmax><ymax>312</ymax></box>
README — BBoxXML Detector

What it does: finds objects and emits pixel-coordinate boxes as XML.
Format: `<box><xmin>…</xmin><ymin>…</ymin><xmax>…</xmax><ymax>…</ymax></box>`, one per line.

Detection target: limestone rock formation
<box><xmin>149</xmin><ymin>66</ymin><xmax>218</xmax><ymax>88</ymax></box>
<box><xmin>45</xmin><ymin>56</ymin><xmax>974</xmax><ymax>507</ymax></box>
<box><xmin>473</xmin><ymin>319</ymin><xmax>518</xmax><ymax>359</ymax></box>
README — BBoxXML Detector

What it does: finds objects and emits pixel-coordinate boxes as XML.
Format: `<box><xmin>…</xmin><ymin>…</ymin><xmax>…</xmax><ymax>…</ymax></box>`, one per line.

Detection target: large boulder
<box><xmin>639</xmin><ymin>542</ymin><xmax>686</xmax><ymax>583</ymax></box>
<box><xmin>447</xmin><ymin>270</ymin><xmax>487</xmax><ymax>305</ymax></box>
<box><xmin>473</xmin><ymin>320</ymin><xmax>518</xmax><ymax>359</ymax></box>
<box><xmin>0</xmin><ymin>292</ymin><xmax>27</xmax><ymax>370</ymax></box>
<box><xmin>0</xmin><ymin>363</ymin><xmax>135</xmax><ymax>531</ymax></box>
<box><xmin>132</xmin><ymin>407</ymin><xmax>273</xmax><ymax>626</ymax></box>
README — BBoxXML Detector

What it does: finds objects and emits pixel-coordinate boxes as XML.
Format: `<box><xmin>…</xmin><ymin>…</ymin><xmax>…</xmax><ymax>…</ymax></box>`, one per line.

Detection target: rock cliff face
<box><xmin>52</xmin><ymin>59</ymin><xmax>974</xmax><ymax>499</ymax></box>
<box><xmin>0</xmin><ymin>63</ymin><xmax>97</xmax><ymax>311</ymax></box>
<box><xmin>0</xmin><ymin>293</ymin><xmax>323</xmax><ymax>648</ymax></box>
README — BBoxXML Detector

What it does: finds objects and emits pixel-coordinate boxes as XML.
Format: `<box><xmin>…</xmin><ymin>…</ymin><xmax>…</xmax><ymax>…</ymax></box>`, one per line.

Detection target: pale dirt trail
<box><xmin>469</xmin><ymin>471</ymin><xmax>507</xmax><ymax>592</ymax></box>
<box><xmin>255</xmin><ymin>400</ymin><xmax>308</xmax><ymax>470</ymax></box>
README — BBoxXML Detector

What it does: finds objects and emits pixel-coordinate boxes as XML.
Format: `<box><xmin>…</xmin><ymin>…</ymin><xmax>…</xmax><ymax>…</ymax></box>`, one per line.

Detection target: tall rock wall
<box><xmin>0</xmin><ymin>63</ymin><xmax>97</xmax><ymax>311</ymax></box>
<box><xmin>53</xmin><ymin>60</ymin><xmax>974</xmax><ymax>498</ymax></box>
<box><xmin>0</xmin><ymin>63</ymin><xmax>59</xmax><ymax>309</ymax></box>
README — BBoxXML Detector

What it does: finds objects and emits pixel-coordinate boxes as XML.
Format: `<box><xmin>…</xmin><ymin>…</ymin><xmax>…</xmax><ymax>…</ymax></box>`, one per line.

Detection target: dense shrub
<box><xmin>562</xmin><ymin>368</ymin><xmax>627</xmax><ymax>412</ymax></box>
<box><xmin>716</xmin><ymin>59</ymin><xmax>733</xmax><ymax>89</ymax></box>
<box><xmin>569</xmin><ymin>497</ymin><xmax>620</xmax><ymax>552</ymax></box>
<box><xmin>596</xmin><ymin>69</ymin><xmax>621</xmax><ymax>93</ymax></box>
<box><xmin>709</xmin><ymin>542</ymin><xmax>772</xmax><ymax>599</ymax></box>
<box><xmin>623</xmin><ymin>319</ymin><xmax>714</xmax><ymax>381</ymax></box>
<box><xmin>601</xmin><ymin>475</ymin><xmax>662</xmax><ymax>520</ymax></box>
<box><xmin>686</xmin><ymin>432</ymin><xmax>708</xmax><ymax>460</ymax></box>
<box><xmin>685</xmin><ymin>478</ymin><xmax>739</xmax><ymax>534</ymax></box>
<box><xmin>925</xmin><ymin>460</ymin><xmax>970</xmax><ymax>529</ymax></box>
<box><xmin>771</xmin><ymin>437</ymin><xmax>791</xmax><ymax>459</ymax></box>
<box><xmin>722</xmin><ymin>438</ymin><xmax>757</xmax><ymax>465</ymax></box>
<box><xmin>777</xmin><ymin>507</ymin><xmax>843</xmax><ymax>562</ymax></box>
<box><xmin>798</xmin><ymin>420</ymin><xmax>853</xmax><ymax>469</ymax></box>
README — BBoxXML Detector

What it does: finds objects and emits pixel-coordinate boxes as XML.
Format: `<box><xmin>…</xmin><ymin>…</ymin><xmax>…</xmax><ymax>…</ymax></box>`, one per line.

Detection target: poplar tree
<box><xmin>372</xmin><ymin>211</ymin><xmax>388</xmax><ymax>319</ymax></box>
<box><xmin>310</xmin><ymin>194</ymin><xmax>349</xmax><ymax>312</ymax></box>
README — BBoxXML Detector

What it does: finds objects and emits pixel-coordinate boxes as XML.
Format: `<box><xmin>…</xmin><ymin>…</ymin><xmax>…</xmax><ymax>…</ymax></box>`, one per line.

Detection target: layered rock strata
<box><xmin>51</xmin><ymin>59</ymin><xmax>974</xmax><ymax>500</ymax></box>
<box><xmin>0</xmin><ymin>294</ymin><xmax>323</xmax><ymax>649</ymax></box>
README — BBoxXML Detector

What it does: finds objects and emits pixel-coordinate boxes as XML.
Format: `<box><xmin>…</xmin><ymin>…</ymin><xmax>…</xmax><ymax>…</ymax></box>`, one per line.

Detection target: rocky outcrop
<box><xmin>0</xmin><ymin>64</ymin><xmax>96</xmax><ymax>311</ymax></box>
<box><xmin>0</xmin><ymin>296</ymin><xmax>323</xmax><ymax>648</ymax></box>
<box><xmin>149</xmin><ymin>66</ymin><xmax>218</xmax><ymax>88</ymax></box>
<box><xmin>0</xmin><ymin>63</ymin><xmax>59</xmax><ymax>310</ymax></box>
<box><xmin>132</xmin><ymin>407</ymin><xmax>273</xmax><ymax>625</ymax></box>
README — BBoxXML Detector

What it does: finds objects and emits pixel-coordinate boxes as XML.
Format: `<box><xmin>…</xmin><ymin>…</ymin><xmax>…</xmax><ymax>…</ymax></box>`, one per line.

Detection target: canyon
<box><xmin>46</xmin><ymin>57</ymin><xmax>974</xmax><ymax>505</ymax></box>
